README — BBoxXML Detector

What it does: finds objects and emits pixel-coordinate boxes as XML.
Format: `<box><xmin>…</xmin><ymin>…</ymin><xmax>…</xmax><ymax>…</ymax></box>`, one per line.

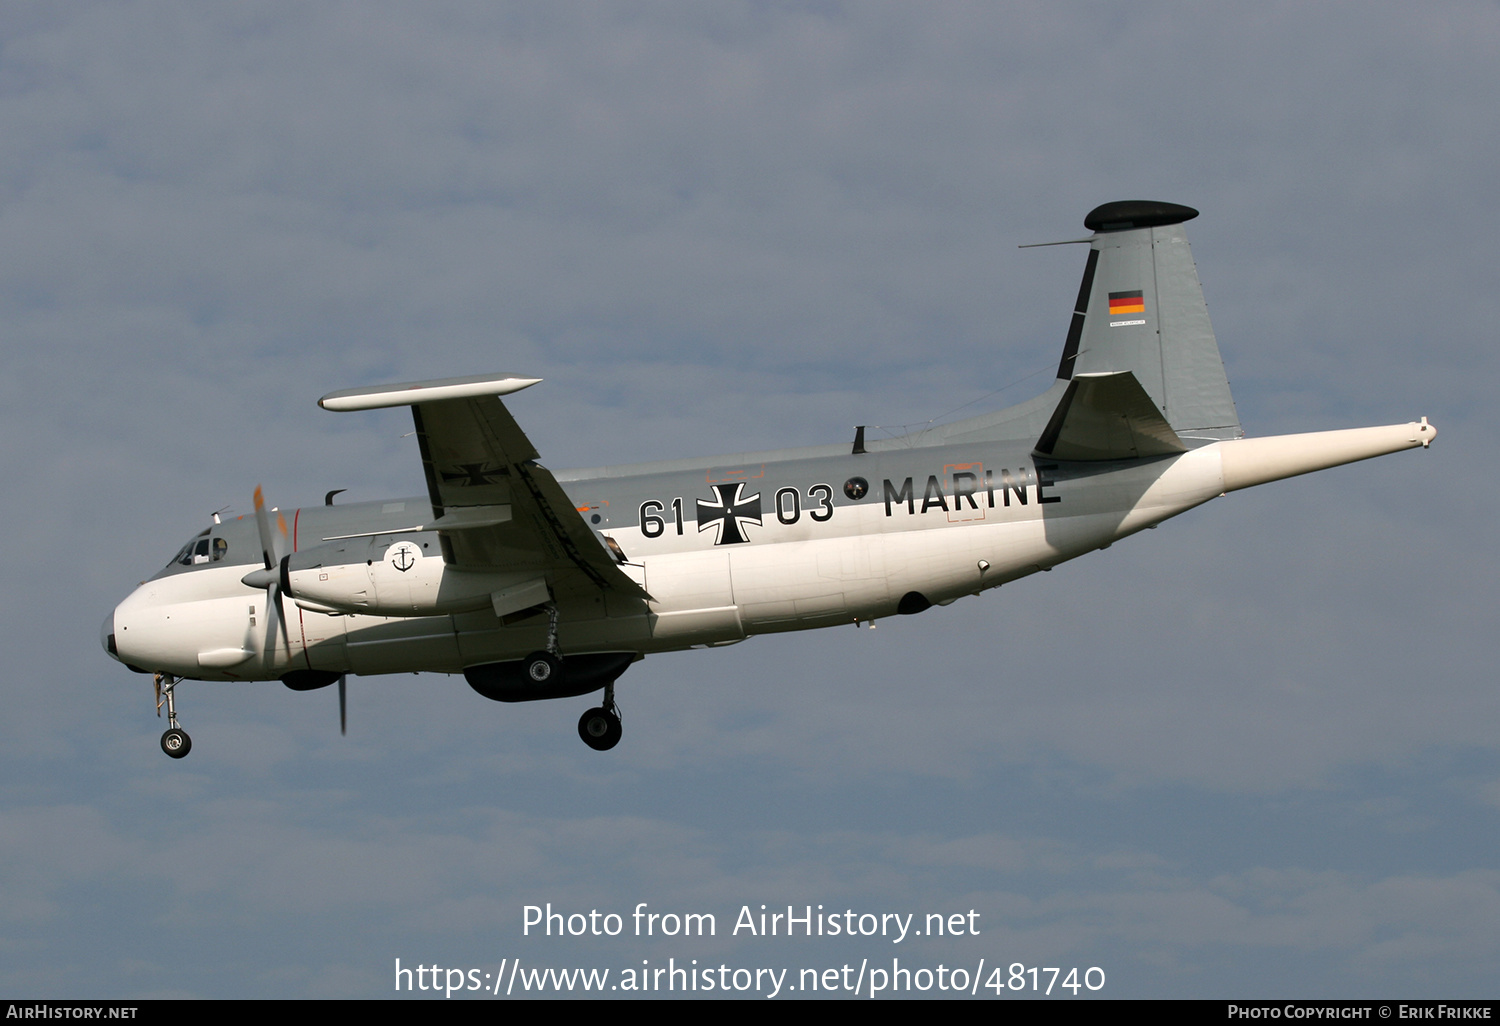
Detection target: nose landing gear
<box><xmin>154</xmin><ymin>673</ymin><xmax>192</xmax><ymax>759</ymax></box>
<box><xmin>161</xmin><ymin>727</ymin><xmax>191</xmax><ymax>758</ymax></box>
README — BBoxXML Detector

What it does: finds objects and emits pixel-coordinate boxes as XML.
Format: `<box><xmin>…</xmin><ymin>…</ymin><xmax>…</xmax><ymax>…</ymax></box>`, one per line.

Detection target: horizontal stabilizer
<box><xmin>1034</xmin><ymin>371</ymin><xmax>1188</xmax><ymax>461</ymax></box>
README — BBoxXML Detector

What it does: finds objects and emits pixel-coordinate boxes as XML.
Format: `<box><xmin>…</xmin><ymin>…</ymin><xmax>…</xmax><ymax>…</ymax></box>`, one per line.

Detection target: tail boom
<box><xmin>1214</xmin><ymin>420</ymin><xmax>1436</xmax><ymax>493</ymax></box>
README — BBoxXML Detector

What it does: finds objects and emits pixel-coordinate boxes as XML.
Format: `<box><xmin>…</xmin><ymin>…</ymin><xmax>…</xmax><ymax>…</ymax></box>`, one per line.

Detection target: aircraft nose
<box><xmin>101</xmin><ymin>611</ymin><xmax>119</xmax><ymax>662</ymax></box>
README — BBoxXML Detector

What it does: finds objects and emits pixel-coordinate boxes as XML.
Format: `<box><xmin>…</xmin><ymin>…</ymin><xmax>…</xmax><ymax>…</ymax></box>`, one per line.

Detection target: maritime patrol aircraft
<box><xmin>103</xmin><ymin>201</ymin><xmax>1436</xmax><ymax>757</ymax></box>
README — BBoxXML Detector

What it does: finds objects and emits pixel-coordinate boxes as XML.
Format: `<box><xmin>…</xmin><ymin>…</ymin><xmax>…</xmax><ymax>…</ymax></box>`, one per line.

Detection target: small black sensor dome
<box><xmin>1084</xmin><ymin>200</ymin><xmax>1199</xmax><ymax>233</ymax></box>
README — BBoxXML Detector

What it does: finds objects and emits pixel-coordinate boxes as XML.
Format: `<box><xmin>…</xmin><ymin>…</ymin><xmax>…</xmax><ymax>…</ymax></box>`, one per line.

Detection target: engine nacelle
<box><xmin>270</xmin><ymin>535</ymin><xmax>548</xmax><ymax>617</ymax></box>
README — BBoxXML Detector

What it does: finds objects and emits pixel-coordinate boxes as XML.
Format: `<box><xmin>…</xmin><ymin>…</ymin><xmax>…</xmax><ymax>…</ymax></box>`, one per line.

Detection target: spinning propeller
<box><xmin>241</xmin><ymin>485</ymin><xmax>291</xmax><ymax>658</ymax></box>
<box><xmin>240</xmin><ymin>486</ymin><xmax>348</xmax><ymax>735</ymax></box>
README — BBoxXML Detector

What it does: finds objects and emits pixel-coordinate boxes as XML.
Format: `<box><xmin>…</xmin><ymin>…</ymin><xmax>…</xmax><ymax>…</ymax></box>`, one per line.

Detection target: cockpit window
<box><xmin>170</xmin><ymin>529</ymin><xmax>227</xmax><ymax>567</ymax></box>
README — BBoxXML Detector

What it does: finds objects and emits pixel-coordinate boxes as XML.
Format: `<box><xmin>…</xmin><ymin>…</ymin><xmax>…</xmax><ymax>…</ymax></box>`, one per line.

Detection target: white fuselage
<box><xmin>108</xmin><ymin>441</ymin><xmax>1237</xmax><ymax>682</ymax></box>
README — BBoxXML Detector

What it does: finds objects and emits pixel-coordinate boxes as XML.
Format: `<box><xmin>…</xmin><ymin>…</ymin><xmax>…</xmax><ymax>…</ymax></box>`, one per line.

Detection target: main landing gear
<box><xmin>577</xmin><ymin>679</ymin><xmax>623</xmax><ymax>752</ymax></box>
<box><xmin>523</xmin><ymin>650</ymin><xmax>562</xmax><ymax>684</ymax></box>
<box><xmin>464</xmin><ymin>635</ymin><xmax>631</xmax><ymax>751</ymax></box>
<box><xmin>524</xmin><ymin>602</ymin><xmax>565</xmax><ymax>684</ymax></box>
<box><xmin>530</xmin><ymin>602</ymin><xmax>624</xmax><ymax>750</ymax></box>
<box><xmin>155</xmin><ymin>673</ymin><xmax>191</xmax><ymax>759</ymax></box>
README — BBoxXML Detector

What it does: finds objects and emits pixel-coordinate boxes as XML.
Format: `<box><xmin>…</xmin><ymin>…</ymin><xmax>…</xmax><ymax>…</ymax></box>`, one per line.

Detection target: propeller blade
<box><xmin>270</xmin><ymin>571</ymin><xmax>292</xmax><ymax>653</ymax></box>
<box><xmin>251</xmin><ymin>486</ymin><xmax>294</xmax><ymax>660</ymax></box>
<box><xmin>338</xmin><ymin>675</ymin><xmax>347</xmax><ymax>736</ymax></box>
<box><xmin>260</xmin><ymin>587</ymin><xmax>285</xmax><ymax>664</ymax></box>
<box><xmin>253</xmin><ymin>485</ymin><xmax>277</xmax><ymax>569</ymax></box>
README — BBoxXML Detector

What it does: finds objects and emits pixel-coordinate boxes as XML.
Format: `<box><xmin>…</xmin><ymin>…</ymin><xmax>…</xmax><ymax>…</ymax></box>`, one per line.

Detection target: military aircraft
<box><xmin>103</xmin><ymin>200</ymin><xmax>1436</xmax><ymax>757</ymax></box>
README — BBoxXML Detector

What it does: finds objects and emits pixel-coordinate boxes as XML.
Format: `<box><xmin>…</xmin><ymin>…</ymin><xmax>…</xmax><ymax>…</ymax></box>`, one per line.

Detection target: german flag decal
<box><xmin>1108</xmin><ymin>290</ymin><xmax>1145</xmax><ymax>315</ymax></box>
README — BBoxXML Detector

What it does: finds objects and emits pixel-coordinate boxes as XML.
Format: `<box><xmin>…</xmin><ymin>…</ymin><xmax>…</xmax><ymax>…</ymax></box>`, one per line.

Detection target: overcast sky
<box><xmin>2</xmin><ymin>1</ymin><xmax>1497</xmax><ymax>999</ymax></box>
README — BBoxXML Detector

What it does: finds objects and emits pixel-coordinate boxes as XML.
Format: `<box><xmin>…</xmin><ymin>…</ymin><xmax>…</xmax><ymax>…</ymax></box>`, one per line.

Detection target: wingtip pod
<box><xmin>318</xmin><ymin>373</ymin><xmax>543</xmax><ymax>412</ymax></box>
<box><xmin>1216</xmin><ymin>420</ymin><xmax>1436</xmax><ymax>493</ymax></box>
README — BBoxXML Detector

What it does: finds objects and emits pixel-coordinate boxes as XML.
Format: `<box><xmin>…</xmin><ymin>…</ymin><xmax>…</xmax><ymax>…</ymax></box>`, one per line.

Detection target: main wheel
<box><xmin>161</xmin><ymin>728</ymin><xmax>192</xmax><ymax>759</ymax></box>
<box><xmin>577</xmin><ymin>707</ymin><xmax>622</xmax><ymax>751</ymax></box>
<box><xmin>523</xmin><ymin>651</ymin><xmax>562</xmax><ymax>685</ymax></box>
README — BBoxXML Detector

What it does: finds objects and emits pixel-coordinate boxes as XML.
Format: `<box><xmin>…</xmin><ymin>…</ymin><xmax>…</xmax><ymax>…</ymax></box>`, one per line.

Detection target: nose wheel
<box><xmin>154</xmin><ymin>673</ymin><xmax>192</xmax><ymax>759</ymax></box>
<box><xmin>161</xmin><ymin>727</ymin><xmax>192</xmax><ymax>758</ymax></box>
<box><xmin>577</xmin><ymin>681</ymin><xmax>623</xmax><ymax>751</ymax></box>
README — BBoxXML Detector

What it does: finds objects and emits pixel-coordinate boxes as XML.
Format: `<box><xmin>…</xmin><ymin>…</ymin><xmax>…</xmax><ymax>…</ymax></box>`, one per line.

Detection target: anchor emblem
<box><xmin>385</xmin><ymin>541</ymin><xmax>420</xmax><ymax>573</ymax></box>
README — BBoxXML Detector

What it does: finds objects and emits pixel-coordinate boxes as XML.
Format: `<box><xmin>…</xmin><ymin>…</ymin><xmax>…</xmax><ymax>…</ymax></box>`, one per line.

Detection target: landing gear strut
<box><xmin>577</xmin><ymin>680</ymin><xmax>623</xmax><ymax>751</ymax></box>
<box><xmin>155</xmin><ymin>673</ymin><xmax>192</xmax><ymax>759</ymax></box>
<box><xmin>523</xmin><ymin>603</ymin><xmax>564</xmax><ymax>684</ymax></box>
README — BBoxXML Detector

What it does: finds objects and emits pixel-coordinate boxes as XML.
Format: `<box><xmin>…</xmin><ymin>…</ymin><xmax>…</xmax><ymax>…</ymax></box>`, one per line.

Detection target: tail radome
<box><xmin>1055</xmin><ymin>201</ymin><xmax>1241</xmax><ymax>444</ymax></box>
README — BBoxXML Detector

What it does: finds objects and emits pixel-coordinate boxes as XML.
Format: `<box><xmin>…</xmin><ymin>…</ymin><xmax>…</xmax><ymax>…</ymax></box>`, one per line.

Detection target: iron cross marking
<box><xmin>441</xmin><ymin>462</ymin><xmax>507</xmax><ymax>487</ymax></box>
<box><xmin>696</xmin><ymin>483</ymin><xmax>763</xmax><ymax>545</ymax></box>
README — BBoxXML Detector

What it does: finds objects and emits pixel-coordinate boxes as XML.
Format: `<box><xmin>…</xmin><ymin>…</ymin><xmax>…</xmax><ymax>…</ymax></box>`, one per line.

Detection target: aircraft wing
<box><xmin>319</xmin><ymin>374</ymin><xmax>648</xmax><ymax>599</ymax></box>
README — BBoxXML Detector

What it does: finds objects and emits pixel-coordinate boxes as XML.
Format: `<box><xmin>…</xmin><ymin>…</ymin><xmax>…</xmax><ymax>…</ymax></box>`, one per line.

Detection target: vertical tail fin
<box><xmin>1057</xmin><ymin>201</ymin><xmax>1241</xmax><ymax>442</ymax></box>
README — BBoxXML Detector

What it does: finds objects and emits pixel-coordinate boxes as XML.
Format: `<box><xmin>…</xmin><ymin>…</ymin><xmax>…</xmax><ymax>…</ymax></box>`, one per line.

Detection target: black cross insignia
<box><xmin>696</xmin><ymin>483</ymin><xmax>762</xmax><ymax>545</ymax></box>
<box><xmin>441</xmin><ymin>463</ymin><xmax>507</xmax><ymax>487</ymax></box>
